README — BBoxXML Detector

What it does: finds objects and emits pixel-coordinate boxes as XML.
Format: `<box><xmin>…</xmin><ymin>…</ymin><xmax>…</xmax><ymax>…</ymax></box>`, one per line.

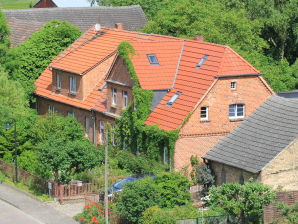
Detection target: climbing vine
<box><xmin>115</xmin><ymin>42</ymin><xmax>178</xmax><ymax>166</ymax></box>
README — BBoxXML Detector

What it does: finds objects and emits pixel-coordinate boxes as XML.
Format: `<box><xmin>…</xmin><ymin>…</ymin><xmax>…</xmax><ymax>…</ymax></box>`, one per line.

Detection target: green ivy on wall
<box><xmin>115</xmin><ymin>42</ymin><xmax>179</xmax><ymax>167</ymax></box>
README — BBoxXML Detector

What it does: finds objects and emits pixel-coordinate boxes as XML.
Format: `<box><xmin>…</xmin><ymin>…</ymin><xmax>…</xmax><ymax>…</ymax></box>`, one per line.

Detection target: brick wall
<box><xmin>174</xmin><ymin>76</ymin><xmax>273</xmax><ymax>170</ymax></box>
<box><xmin>261</xmin><ymin>138</ymin><xmax>298</xmax><ymax>191</ymax></box>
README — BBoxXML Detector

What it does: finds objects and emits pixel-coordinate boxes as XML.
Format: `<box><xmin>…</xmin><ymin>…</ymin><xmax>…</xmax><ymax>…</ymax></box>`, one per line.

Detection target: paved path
<box><xmin>0</xmin><ymin>183</ymin><xmax>78</xmax><ymax>224</ymax></box>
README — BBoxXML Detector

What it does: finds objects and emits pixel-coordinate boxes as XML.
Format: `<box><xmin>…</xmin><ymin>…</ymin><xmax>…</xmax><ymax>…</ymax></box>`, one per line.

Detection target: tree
<box><xmin>0</xmin><ymin>10</ymin><xmax>10</xmax><ymax>62</ymax></box>
<box><xmin>35</xmin><ymin>114</ymin><xmax>100</xmax><ymax>183</ymax></box>
<box><xmin>3</xmin><ymin>20</ymin><xmax>81</xmax><ymax>100</ymax></box>
<box><xmin>209</xmin><ymin>181</ymin><xmax>276</xmax><ymax>224</ymax></box>
<box><xmin>278</xmin><ymin>202</ymin><xmax>298</xmax><ymax>224</ymax></box>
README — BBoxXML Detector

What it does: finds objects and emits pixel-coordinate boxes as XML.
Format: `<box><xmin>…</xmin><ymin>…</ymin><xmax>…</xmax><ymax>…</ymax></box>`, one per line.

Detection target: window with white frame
<box><xmin>99</xmin><ymin>120</ymin><xmax>104</xmax><ymax>144</ymax></box>
<box><xmin>112</xmin><ymin>88</ymin><xmax>117</xmax><ymax>106</ymax></box>
<box><xmin>163</xmin><ymin>146</ymin><xmax>169</xmax><ymax>165</ymax></box>
<box><xmin>70</xmin><ymin>76</ymin><xmax>77</xmax><ymax>94</ymax></box>
<box><xmin>122</xmin><ymin>90</ymin><xmax>128</xmax><ymax>108</ymax></box>
<box><xmin>48</xmin><ymin>105</ymin><xmax>55</xmax><ymax>114</ymax></box>
<box><xmin>200</xmin><ymin>106</ymin><xmax>209</xmax><ymax>120</ymax></box>
<box><xmin>67</xmin><ymin>112</ymin><xmax>74</xmax><ymax>117</ymax></box>
<box><xmin>85</xmin><ymin>117</ymin><xmax>90</xmax><ymax>138</ymax></box>
<box><xmin>57</xmin><ymin>72</ymin><xmax>62</xmax><ymax>90</ymax></box>
<box><xmin>229</xmin><ymin>104</ymin><xmax>245</xmax><ymax>119</ymax></box>
<box><xmin>231</xmin><ymin>81</ymin><xmax>237</xmax><ymax>90</ymax></box>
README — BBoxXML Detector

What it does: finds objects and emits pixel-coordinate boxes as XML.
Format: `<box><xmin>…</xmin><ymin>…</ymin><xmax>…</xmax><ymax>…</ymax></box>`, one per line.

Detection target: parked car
<box><xmin>99</xmin><ymin>175</ymin><xmax>154</xmax><ymax>201</ymax></box>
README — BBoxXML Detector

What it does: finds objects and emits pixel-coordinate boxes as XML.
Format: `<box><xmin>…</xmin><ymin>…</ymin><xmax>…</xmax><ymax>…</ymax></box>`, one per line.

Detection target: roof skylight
<box><xmin>195</xmin><ymin>55</ymin><xmax>208</xmax><ymax>69</ymax></box>
<box><xmin>166</xmin><ymin>91</ymin><xmax>182</xmax><ymax>106</ymax></box>
<box><xmin>147</xmin><ymin>54</ymin><xmax>159</xmax><ymax>65</ymax></box>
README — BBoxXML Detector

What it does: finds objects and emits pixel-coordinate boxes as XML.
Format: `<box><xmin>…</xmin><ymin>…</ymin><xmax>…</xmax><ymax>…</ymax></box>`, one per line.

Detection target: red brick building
<box><xmin>35</xmin><ymin>25</ymin><xmax>273</xmax><ymax>168</ymax></box>
<box><xmin>33</xmin><ymin>0</ymin><xmax>97</xmax><ymax>8</ymax></box>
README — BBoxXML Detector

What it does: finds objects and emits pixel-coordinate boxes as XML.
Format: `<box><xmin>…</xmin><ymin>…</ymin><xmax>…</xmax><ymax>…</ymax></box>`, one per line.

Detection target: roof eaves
<box><xmin>171</xmin><ymin>40</ymin><xmax>185</xmax><ymax>89</ymax></box>
<box><xmin>49</xmin><ymin>67</ymin><xmax>81</xmax><ymax>76</ymax></box>
<box><xmin>216</xmin><ymin>73</ymin><xmax>260</xmax><ymax>78</ymax></box>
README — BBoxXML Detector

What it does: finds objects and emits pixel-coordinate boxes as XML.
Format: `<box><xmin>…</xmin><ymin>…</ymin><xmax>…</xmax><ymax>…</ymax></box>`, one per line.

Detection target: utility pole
<box><xmin>104</xmin><ymin>128</ymin><xmax>109</xmax><ymax>224</ymax></box>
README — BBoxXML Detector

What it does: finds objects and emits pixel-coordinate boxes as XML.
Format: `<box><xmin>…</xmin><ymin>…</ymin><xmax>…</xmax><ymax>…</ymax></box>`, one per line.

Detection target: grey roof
<box><xmin>278</xmin><ymin>90</ymin><xmax>298</xmax><ymax>98</ymax></box>
<box><xmin>4</xmin><ymin>5</ymin><xmax>147</xmax><ymax>45</ymax></box>
<box><xmin>151</xmin><ymin>90</ymin><xmax>168</xmax><ymax>109</ymax></box>
<box><xmin>204</xmin><ymin>94</ymin><xmax>298</xmax><ymax>173</ymax></box>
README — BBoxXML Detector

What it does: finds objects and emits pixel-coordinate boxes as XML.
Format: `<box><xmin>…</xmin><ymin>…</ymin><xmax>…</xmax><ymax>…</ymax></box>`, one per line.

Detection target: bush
<box><xmin>154</xmin><ymin>172</ymin><xmax>191</xmax><ymax>208</ymax></box>
<box><xmin>116</xmin><ymin>177</ymin><xmax>160</xmax><ymax>224</ymax></box>
<box><xmin>75</xmin><ymin>202</ymin><xmax>114</xmax><ymax>224</ymax></box>
<box><xmin>143</xmin><ymin>204</ymin><xmax>223</xmax><ymax>224</ymax></box>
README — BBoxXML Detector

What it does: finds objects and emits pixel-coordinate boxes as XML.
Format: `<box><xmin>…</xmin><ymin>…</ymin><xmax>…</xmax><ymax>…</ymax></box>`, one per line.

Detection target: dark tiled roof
<box><xmin>7</xmin><ymin>18</ymin><xmax>44</xmax><ymax>46</ymax></box>
<box><xmin>204</xmin><ymin>94</ymin><xmax>298</xmax><ymax>173</ymax></box>
<box><xmin>4</xmin><ymin>5</ymin><xmax>147</xmax><ymax>45</ymax></box>
<box><xmin>278</xmin><ymin>90</ymin><xmax>298</xmax><ymax>98</ymax></box>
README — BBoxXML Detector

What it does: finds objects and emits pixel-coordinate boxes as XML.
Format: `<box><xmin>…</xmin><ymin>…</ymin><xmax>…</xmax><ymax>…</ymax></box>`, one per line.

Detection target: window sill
<box><xmin>200</xmin><ymin>120</ymin><xmax>210</xmax><ymax>123</ymax></box>
<box><xmin>229</xmin><ymin>118</ymin><xmax>244</xmax><ymax>122</ymax></box>
<box><xmin>111</xmin><ymin>104</ymin><xmax>118</xmax><ymax>108</ymax></box>
<box><xmin>69</xmin><ymin>92</ymin><xmax>77</xmax><ymax>96</ymax></box>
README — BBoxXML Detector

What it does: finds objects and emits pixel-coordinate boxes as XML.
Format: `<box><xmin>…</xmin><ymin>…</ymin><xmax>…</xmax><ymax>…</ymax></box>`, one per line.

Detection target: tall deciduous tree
<box><xmin>3</xmin><ymin>20</ymin><xmax>81</xmax><ymax>101</ymax></box>
<box><xmin>0</xmin><ymin>10</ymin><xmax>10</xmax><ymax>62</ymax></box>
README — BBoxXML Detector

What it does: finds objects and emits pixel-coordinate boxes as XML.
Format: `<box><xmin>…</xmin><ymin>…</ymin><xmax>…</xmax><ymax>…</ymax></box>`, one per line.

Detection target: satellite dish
<box><xmin>95</xmin><ymin>24</ymin><xmax>101</xmax><ymax>32</ymax></box>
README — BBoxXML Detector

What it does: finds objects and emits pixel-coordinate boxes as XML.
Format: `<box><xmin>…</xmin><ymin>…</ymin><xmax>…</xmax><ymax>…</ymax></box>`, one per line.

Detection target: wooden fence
<box><xmin>263</xmin><ymin>191</ymin><xmax>298</xmax><ymax>224</ymax></box>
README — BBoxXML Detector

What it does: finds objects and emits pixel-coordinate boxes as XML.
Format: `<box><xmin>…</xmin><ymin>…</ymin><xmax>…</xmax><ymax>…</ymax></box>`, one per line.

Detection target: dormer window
<box><xmin>147</xmin><ymin>54</ymin><xmax>159</xmax><ymax>65</ymax></box>
<box><xmin>195</xmin><ymin>55</ymin><xmax>208</xmax><ymax>69</ymax></box>
<box><xmin>56</xmin><ymin>72</ymin><xmax>62</xmax><ymax>90</ymax></box>
<box><xmin>70</xmin><ymin>76</ymin><xmax>77</xmax><ymax>94</ymax></box>
<box><xmin>166</xmin><ymin>91</ymin><xmax>182</xmax><ymax>106</ymax></box>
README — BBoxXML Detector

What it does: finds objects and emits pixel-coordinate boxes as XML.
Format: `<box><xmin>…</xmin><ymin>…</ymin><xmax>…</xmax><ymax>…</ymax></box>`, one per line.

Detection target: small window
<box><xmin>48</xmin><ymin>105</ymin><xmax>55</xmax><ymax>114</ymax></box>
<box><xmin>147</xmin><ymin>54</ymin><xmax>159</xmax><ymax>65</ymax></box>
<box><xmin>122</xmin><ymin>91</ymin><xmax>128</xmax><ymax>108</ymax></box>
<box><xmin>67</xmin><ymin>112</ymin><xmax>74</xmax><ymax>117</ymax></box>
<box><xmin>85</xmin><ymin>117</ymin><xmax>90</xmax><ymax>138</ymax></box>
<box><xmin>112</xmin><ymin>88</ymin><xmax>117</xmax><ymax>105</ymax></box>
<box><xmin>239</xmin><ymin>173</ymin><xmax>244</xmax><ymax>185</ymax></box>
<box><xmin>229</xmin><ymin>104</ymin><xmax>245</xmax><ymax>119</ymax></box>
<box><xmin>57</xmin><ymin>72</ymin><xmax>62</xmax><ymax>90</ymax></box>
<box><xmin>70</xmin><ymin>76</ymin><xmax>77</xmax><ymax>94</ymax></box>
<box><xmin>163</xmin><ymin>146</ymin><xmax>169</xmax><ymax>165</ymax></box>
<box><xmin>99</xmin><ymin>120</ymin><xmax>104</xmax><ymax>144</ymax></box>
<box><xmin>221</xmin><ymin>167</ymin><xmax>226</xmax><ymax>184</ymax></box>
<box><xmin>200</xmin><ymin>106</ymin><xmax>209</xmax><ymax>121</ymax></box>
<box><xmin>231</xmin><ymin>81</ymin><xmax>237</xmax><ymax>90</ymax></box>
<box><xmin>166</xmin><ymin>91</ymin><xmax>182</xmax><ymax>106</ymax></box>
<box><xmin>195</xmin><ymin>55</ymin><xmax>208</xmax><ymax>69</ymax></box>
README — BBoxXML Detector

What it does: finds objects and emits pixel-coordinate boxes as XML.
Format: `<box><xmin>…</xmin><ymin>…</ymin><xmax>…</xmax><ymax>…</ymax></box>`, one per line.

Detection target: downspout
<box><xmin>92</xmin><ymin>110</ymin><xmax>96</xmax><ymax>145</ymax></box>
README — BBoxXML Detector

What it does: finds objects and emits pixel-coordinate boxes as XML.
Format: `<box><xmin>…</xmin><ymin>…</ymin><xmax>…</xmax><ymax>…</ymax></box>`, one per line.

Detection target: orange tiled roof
<box><xmin>35</xmin><ymin>26</ymin><xmax>260</xmax><ymax>130</ymax></box>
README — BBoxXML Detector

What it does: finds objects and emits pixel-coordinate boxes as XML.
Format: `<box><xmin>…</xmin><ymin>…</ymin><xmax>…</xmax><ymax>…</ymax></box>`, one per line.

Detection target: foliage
<box><xmin>143</xmin><ymin>204</ymin><xmax>223</xmax><ymax>224</ymax></box>
<box><xmin>197</xmin><ymin>163</ymin><xmax>215</xmax><ymax>196</ymax></box>
<box><xmin>0</xmin><ymin>0</ymin><xmax>32</xmax><ymax>9</ymax></box>
<box><xmin>3</xmin><ymin>20</ymin><xmax>81</xmax><ymax>100</ymax></box>
<box><xmin>75</xmin><ymin>202</ymin><xmax>114</xmax><ymax>224</ymax></box>
<box><xmin>0</xmin><ymin>10</ymin><xmax>10</xmax><ymax>62</ymax></box>
<box><xmin>35</xmin><ymin>114</ymin><xmax>101</xmax><ymax>183</ymax></box>
<box><xmin>116</xmin><ymin>177</ymin><xmax>160</xmax><ymax>224</ymax></box>
<box><xmin>115</xmin><ymin>42</ymin><xmax>178</xmax><ymax>165</ymax></box>
<box><xmin>278</xmin><ymin>202</ymin><xmax>298</xmax><ymax>224</ymax></box>
<box><xmin>209</xmin><ymin>180</ymin><xmax>276</xmax><ymax>224</ymax></box>
<box><xmin>154</xmin><ymin>172</ymin><xmax>191</xmax><ymax>208</ymax></box>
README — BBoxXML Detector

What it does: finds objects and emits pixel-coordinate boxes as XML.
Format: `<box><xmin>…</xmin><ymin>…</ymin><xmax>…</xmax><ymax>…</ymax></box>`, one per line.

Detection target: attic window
<box><xmin>147</xmin><ymin>54</ymin><xmax>159</xmax><ymax>65</ymax></box>
<box><xmin>195</xmin><ymin>55</ymin><xmax>208</xmax><ymax>69</ymax></box>
<box><xmin>166</xmin><ymin>91</ymin><xmax>182</xmax><ymax>106</ymax></box>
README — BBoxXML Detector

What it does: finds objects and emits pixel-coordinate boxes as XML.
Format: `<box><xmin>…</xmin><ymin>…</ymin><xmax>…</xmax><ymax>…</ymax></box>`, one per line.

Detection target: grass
<box><xmin>0</xmin><ymin>171</ymin><xmax>53</xmax><ymax>202</ymax></box>
<box><xmin>0</xmin><ymin>0</ymin><xmax>33</xmax><ymax>10</ymax></box>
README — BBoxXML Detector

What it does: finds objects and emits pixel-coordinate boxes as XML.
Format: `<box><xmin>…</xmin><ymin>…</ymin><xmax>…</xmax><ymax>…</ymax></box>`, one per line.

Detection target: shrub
<box><xmin>154</xmin><ymin>172</ymin><xmax>191</xmax><ymax>208</ymax></box>
<box><xmin>75</xmin><ymin>202</ymin><xmax>114</xmax><ymax>224</ymax></box>
<box><xmin>197</xmin><ymin>163</ymin><xmax>215</xmax><ymax>196</ymax></box>
<box><xmin>116</xmin><ymin>177</ymin><xmax>160</xmax><ymax>224</ymax></box>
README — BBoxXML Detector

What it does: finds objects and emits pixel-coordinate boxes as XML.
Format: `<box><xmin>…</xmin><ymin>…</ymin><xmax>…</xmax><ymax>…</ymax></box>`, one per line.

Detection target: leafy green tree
<box><xmin>116</xmin><ymin>177</ymin><xmax>160</xmax><ymax>224</ymax></box>
<box><xmin>154</xmin><ymin>172</ymin><xmax>191</xmax><ymax>208</ymax></box>
<box><xmin>209</xmin><ymin>181</ymin><xmax>276</xmax><ymax>224</ymax></box>
<box><xmin>0</xmin><ymin>10</ymin><xmax>10</xmax><ymax>62</ymax></box>
<box><xmin>4</xmin><ymin>20</ymin><xmax>81</xmax><ymax>100</ymax></box>
<box><xmin>35</xmin><ymin>114</ymin><xmax>100</xmax><ymax>183</ymax></box>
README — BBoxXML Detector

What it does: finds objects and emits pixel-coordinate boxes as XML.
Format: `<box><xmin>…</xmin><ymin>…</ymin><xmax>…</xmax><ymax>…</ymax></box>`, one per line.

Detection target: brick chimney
<box><xmin>194</xmin><ymin>35</ymin><xmax>204</xmax><ymax>41</ymax></box>
<box><xmin>115</xmin><ymin>23</ymin><xmax>123</xmax><ymax>30</ymax></box>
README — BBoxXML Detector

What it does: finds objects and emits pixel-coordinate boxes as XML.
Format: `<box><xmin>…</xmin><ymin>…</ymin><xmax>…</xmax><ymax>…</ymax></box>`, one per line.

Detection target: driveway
<box><xmin>0</xmin><ymin>183</ymin><xmax>78</xmax><ymax>224</ymax></box>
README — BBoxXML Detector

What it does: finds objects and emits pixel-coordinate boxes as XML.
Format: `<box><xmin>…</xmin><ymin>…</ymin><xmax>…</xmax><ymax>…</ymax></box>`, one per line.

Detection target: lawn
<box><xmin>0</xmin><ymin>0</ymin><xmax>33</xmax><ymax>9</ymax></box>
